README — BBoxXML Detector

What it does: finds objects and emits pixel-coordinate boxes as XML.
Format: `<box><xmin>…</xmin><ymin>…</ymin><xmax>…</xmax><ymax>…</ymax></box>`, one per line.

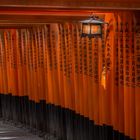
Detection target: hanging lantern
<box><xmin>81</xmin><ymin>16</ymin><xmax>108</xmax><ymax>38</ymax></box>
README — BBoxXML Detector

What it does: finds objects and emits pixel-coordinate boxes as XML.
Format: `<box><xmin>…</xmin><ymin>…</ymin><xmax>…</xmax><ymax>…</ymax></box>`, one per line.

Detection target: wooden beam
<box><xmin>0</xmin><ymin>9</ymin><xmax>104</xmax><ymax>16</ymax></box>
<box><xmin>0</xmin><ymin>10</ymin><xmax>105</xmax><ymax>25</ymax></box>
<box><xmin>0</xmin><ymin>0</ymin><xmax>140</xmax><ymax>10</ymax></box>
<box><xmin>0</xmin><ymin>0</ymin><xmax>138</xmax><ymax>27</ymax></box>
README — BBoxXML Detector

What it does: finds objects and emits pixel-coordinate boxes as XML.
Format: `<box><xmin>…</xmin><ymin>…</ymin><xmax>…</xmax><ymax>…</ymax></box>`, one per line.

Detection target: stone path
<box><xmin>0</xmin><ymin>121</ymin><xmax>42</xmax><ymax>140</ymax></box>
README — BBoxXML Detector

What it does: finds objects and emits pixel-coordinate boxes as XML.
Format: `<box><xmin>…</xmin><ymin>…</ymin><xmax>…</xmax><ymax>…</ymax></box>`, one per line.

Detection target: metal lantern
<box><xmin>81</xmin><ymin>16</ymin><xmax>108</xmax><ymax>38</ymax></box>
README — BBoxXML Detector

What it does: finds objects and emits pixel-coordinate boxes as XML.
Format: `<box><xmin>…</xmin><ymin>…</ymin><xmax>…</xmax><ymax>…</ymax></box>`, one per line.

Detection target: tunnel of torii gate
<box><xmin>0</xmin><ymin>1</ymin><xmax>140</xmax><ymax>140</ymax></box>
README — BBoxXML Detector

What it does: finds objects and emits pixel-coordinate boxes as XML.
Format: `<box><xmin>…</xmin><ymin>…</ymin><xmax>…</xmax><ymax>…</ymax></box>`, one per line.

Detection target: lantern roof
<box><xmin>80</xmin><ymin>16</ymin><xmax>108</xmax><ymax>25</ymax></box>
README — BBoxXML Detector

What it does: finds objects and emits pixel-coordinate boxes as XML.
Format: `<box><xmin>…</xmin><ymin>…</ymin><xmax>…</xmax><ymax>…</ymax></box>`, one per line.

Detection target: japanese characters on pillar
<box><xmin>124</xmin><ymin>21</ymin><xmax>130</xmax><ymax>87</ymax></box>
<box><xmin>135</xmin><ymin>24</ymin><xmax>140</xmax><ymax>87</ymax></box>
<box><xmin>93</xmin><ymin>38</ymin><xmax>99</xmax><ymax>83</ymax></box>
